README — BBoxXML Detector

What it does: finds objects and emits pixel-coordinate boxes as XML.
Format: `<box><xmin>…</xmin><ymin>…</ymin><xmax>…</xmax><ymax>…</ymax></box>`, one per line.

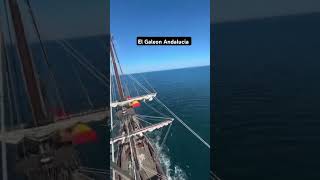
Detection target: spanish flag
<box><xmin>131</xmin><ymin>100</ymin><xmax>141</xmax><ymax>108</ymax></box>
<box><xmin>71</xmin><ymin>123</ymin><xmax>97</xmax><ymax>145</ymax></box>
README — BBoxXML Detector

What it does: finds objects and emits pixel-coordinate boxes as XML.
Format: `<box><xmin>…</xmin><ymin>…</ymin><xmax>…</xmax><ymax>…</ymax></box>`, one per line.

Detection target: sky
<box><xmin>213</xmin><ymin>0</ymin><xmax>320</xmax><ymax>23</ymax></box>
<box><xmin>0</xmin><ymin>0</ymin><xmax>107</xmax><ymax>41</ymax></box>
<box><xmin>110</xmin><ymin>0</ymin><xmax>210</xmax><ymax>74</ymax></box>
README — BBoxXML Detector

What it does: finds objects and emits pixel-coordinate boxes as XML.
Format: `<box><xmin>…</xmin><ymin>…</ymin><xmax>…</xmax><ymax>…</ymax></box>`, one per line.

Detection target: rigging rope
<box><xmin>58</xmin><ymin>41</ymin><xmax>109</xmax><ymax>87</ymax></box>
<box><xmin>127</xmin><ymin>73</ymin><xmax>152</xmax><ymax>94</ymax></box>
<box><xmin>25</xmin><ymin>0</ymin><xmax>66</xmax><ymax>118</ymax></box>
<box><xmin>210</xmin><ymin>171</ymin><xmax>222</xmax><ymax>180</ymax></box>
<box><xmin>135</xmin><ymin>117</ymin><xmax>152</xmax><ymax>125</ymax></box>
<box><xmin>160</xmin><ymin>123</ymin><xmax>172</xmax><ymax>148</ymax></box>
<box><xmin>136</xmin><ymin>114</ymin><xmax>170</xmax><ymax>120</ymax></box>
<box><xmin>3</xmin><ymin>0</ymin><xmax>22</xmax><ymax>126</ymax></box>
<box><xmin>140</xmin><ymin>73</ymin><xmax>157</xmax><ymax>93</ymax></box>
<box><xmin>126</xmin><ymin>122</ymin><xmax>138</xmax><ymax>180</ymax></box>
<box><xmin>111</xmin><ymin>36</ymin><xmax>131</xmax><ymax>97</ymax></box>
<box><xmin>139</xmin><ymin>164</ymin><xmax>168</xmax><ymax>180</ymax></box>
<box><xmin>143</xmin><ymin>101</ymin><xmax>169</xmax><ymax>117</ymax></box>
<box><xmin>110</xmin><ymin>60</ymin><xmax>119</xmax><ymax>102</ymax></box>
<box><xmin>132</xmin><ymin>78</ymin><xmax>140</xmax><ymax>97</ymax></box>
<box><xmin>154</xmin><ymin>97</ymin><xmax>210</xmax><ymax>149</ymax></box>
<box><xmin>4</xmin><ymin>46</ymin><xmax>14</xmax><ymax>127</ymax></box>
<box><xmin>79</xmin><ymin>167</ymin><xmax>108</xmax><ymax>174</ymax></box>
<box><xmin>69</xmin><ymin>59</ymin><xmax>94</xmax><ymax>109</ymax></box>
<box><xmin>61</xmin><ymin>40</ymin><xmax>108</xmax><ymax>83</ymax></box>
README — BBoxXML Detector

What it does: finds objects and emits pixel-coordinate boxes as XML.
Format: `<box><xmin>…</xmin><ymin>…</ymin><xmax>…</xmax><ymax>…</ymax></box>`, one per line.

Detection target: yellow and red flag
<box><xmin>131</xmin><ymin>100</ymin><xmax>141</xmax><ymax>108</ymax></box>
<box><xmin>71</xmin><ymin>123</ymin><xmax>97</xmax><ymax>145</ymax></box>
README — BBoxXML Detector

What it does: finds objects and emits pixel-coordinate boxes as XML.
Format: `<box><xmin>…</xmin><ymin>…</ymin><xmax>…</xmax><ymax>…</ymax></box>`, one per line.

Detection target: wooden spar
<box><xmin>0</xmin><ymin>25</ymin><xmax>8</xmax><ymax>180</ymax></box>
<box><xmin>7</xmin><ymin>0</ymin><xmax>48</xmax><ymax>126</ymax></box>
<box><xmin>0</xmin><ymin>108</ymin><xmax>107</xmax><ymax>144</ymax></box>
<box><xmin>110</xmin><ymin>39</ymin><xmax>125</xmax><ymax>101</ymax></box>
<box><xmin>111</xmin><ymin>93</ymin><xmax>156</xmax><ymax>107</ymax></box>
<box><xmin>110</xmin><ymin>119</ymin><xmax>173</xmax><ymax>144</ymax></box>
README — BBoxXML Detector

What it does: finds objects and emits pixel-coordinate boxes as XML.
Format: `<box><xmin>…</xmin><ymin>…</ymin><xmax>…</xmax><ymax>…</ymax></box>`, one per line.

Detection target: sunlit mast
<box><xmin>110</xmin><ymin>36</ymin><xmax>172</xmax><ymax>180</ymax></box>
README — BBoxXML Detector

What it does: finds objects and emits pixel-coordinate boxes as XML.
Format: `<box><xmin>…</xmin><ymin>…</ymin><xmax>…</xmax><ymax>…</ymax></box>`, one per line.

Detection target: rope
<box><xmin>132</xmin><ymin>78</ymin><xmax>140</xmax><ymax>97</ymax></box>
<box><xmin>110</xmin><ymin>37</ymin><xmax>131</xmax><ymax>98</ymax></box>
<box><xmin>3</xmin><ymin>0</ymin><xmax>22</xmax><ymax>126</ymax></box>
<box><xmin>79</xmin><ymin>166</ymin><xmax>108</xmax><ymax>174</ymax></box>
<box><xmin>160</xmin><ymin>123</ymin><xmax>172</xmax><ymax>148</ymax></box>
<box><xmin>135</xmin><ymin>117</ymin><xmax>152</xmax><ymax>125</ymax></box>
<box><xmin>25</xmin><ymin>0</ymin><xmax>66</xmax><ymax>117</ymax></box>
<box><xmin>61</xmin><ymin>40</ymin><xmax>108</xmax><ymax>83</ymax></box>
<box><xmin>136</xmin><ymin>115</ymin><xmax>170</xmax><ymax>119</ymax></box>
<box><xmin>69</xmin><ymin>59</ymin><xmax>94</xmax><ymax>109</ymax></box>
<box><xmin>154</xmin><ymin>97</ymin><xmax>210</xmax><ymax>149</ymax></box>
<box><xmin>139</xmin><ymin>164</ymin><xmax>167</xmax><ymax>180</ymax></box>
<box><xmin>3</xmin><ymin>42</ymin><xmax>14</xmax><ymax>127</ymax></box>
<box><xmin>58</xmin><ymin>41</ymin><xmax>109</xmax><ymax>87</ymax></box>
<box><xmin>127</xmin><ymin>73</ymin><xmax>152</xmax><ymax>94</ymax></box>
<box><xmin>210</xmin><ymin>171</ymin><xmax>222</xmax><ymax>180</ymax></box>
<box><xmin>110</xmin><ymin>61</ymin><xmax>119</xmax><ymax>102</ymax></box>
<box><xmin>140</xmin><ymin>73</ymin><xmax>157</xmax><ymax>93</ymax></box>
<box><xmin>143</xmin><ymin>102</ymin><xmax>169</xmax><ymax>117</ymax></box>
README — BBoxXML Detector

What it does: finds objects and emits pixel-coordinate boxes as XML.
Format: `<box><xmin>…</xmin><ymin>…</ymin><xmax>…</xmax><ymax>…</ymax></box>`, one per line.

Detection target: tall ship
<box><xmin>0</xmin><ymin>0</ymin><xmax>108</xmax><ymax>179</ymax></box>
<box><xmin>109</xmin><ymin>38</ymin><xmax>170</xmax><ymax>180</ymax></box>
<box><xmin>109</xmin><ymin>37</ymin><xmax>210</xmax><ymax>180</ymax></box>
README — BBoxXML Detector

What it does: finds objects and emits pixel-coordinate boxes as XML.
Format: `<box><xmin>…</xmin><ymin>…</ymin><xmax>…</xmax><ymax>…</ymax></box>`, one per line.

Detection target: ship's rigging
<box><xmin>0</xmin><ymin>0</ymin><xmax>109</xmax><ymax>179</ymax></box>
<box><xmin>109</xmin><ymin>36</ymin><xmax>210</xmax><ymax>180</ymax></box>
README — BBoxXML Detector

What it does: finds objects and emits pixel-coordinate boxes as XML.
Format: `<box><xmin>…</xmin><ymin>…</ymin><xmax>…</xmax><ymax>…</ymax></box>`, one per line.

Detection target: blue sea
<box><xmin>130</xmin><ymin>66</ymin><xmax>211</xmax><ymax>180</ymax></box>
<box><xmin>213</xmin><ymin>13</ymin><xmax>320</xmax><ymax>180</ymax></box>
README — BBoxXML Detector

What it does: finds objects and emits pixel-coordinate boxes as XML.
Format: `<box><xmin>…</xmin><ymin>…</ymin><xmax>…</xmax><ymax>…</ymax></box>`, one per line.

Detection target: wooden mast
<box><xmin>7</xmin><ymin>0</ymin><xmax>48</xmax><ymax>126</ymax></box>
<box><xmin>110</xmin><ymin>39</ymin><xmax>125</xmax><ymax>101</ymax></box>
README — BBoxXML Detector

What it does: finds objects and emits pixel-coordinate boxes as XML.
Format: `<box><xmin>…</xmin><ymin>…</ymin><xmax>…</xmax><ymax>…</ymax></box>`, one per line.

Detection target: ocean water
<box><xmin>213</xmin><ymin>13</ymin><xmax>320</xmax><ymax>180</ymax></box>
<box><xmin>130</xmin><ymin>66</ymin><xmax>210</xmax><ymax>180</ymax></box>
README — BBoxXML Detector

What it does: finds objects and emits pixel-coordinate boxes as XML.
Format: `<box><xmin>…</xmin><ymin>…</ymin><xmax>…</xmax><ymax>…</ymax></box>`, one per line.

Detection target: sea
<box><xmin>213</xmin><ymin>13</ymin><xmax>320</xmax><ymax>180</ymax></box>
<box><xmin>131</xmin><ymin>66</ymin><xmax>211</xmax><ymax>180</ymax></box>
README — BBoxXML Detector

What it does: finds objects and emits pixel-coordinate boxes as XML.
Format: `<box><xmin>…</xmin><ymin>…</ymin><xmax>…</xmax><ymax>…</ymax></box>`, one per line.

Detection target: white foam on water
<box><xmin>149</xmin><ymin>133</ymin><xmax>187</xmax><ymax>180</ymax></box>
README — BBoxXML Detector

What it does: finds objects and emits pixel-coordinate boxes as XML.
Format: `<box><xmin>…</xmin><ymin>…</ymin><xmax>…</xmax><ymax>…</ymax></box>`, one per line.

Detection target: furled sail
<box><xmin>110</xmin><ymin>118</ymin><xmax>173</xmax><ymax>144</ymax></box>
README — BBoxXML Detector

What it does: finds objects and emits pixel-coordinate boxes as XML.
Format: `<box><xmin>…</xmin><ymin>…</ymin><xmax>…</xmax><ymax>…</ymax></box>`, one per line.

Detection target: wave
<box><xmin>149</xmin><ymin>133</ymin><xmax>188</xmax><ymax>180</ymax></box>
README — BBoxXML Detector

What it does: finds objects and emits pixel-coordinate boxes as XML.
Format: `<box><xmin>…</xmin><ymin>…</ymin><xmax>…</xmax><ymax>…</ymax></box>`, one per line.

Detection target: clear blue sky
<box><xmin>111</xmin><ymin>0</ymin><xmax>210</xmax><ymax>74</ymax></box>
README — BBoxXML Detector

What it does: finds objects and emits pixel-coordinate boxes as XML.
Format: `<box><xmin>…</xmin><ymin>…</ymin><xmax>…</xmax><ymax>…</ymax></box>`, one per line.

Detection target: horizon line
<box><xmin>213</xmin><ymin>11</ymin><xmax>320</xmax><ymax>25</ymax></box>
<box><xmin>122</xmin><ymin>64</ymin><xmax>210</xmax><ymax>75</ymax></box>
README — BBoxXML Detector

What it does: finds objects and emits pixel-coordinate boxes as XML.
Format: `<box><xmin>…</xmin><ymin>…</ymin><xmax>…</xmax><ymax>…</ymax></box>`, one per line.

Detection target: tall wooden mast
<box><xmin>7</xmin><ymin>0</ymin><xmax>47</xmax><ymax>126</ymax></box>
<box><xmin>110</xmin><ymin>39</ymin><xmax>125</xmax><ymax>101</ymax></box>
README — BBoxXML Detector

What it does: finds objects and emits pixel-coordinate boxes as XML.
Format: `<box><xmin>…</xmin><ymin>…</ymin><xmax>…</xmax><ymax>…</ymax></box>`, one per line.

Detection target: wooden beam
<box><xmin>8</xmin><ymin>0</ymin><xmax>48</xmax><ymax>126</ymax></box>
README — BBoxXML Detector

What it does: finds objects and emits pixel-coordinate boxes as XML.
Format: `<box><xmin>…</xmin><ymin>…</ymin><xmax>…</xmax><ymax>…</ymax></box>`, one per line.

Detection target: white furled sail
<box><xmin>110</xmin><ymin>93</ymin><xmax>156</xmax><ymax>107</ymax></box>
<box><xmin>110</xmin><ymin>118</ymin><xmax>173</xmax><ymax>144</ymax></box>
<box><xmin>0</xmin><ymin>108</ymin><xmax>107</xmax><ymax>144</ymax></box>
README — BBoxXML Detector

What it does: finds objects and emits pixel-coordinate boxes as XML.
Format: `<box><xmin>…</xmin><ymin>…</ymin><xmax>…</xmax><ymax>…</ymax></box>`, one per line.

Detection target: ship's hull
<box><xmin>114</xmin><ymin>108</ymin><xmax>166</xmax><ymax>180</ymax></box>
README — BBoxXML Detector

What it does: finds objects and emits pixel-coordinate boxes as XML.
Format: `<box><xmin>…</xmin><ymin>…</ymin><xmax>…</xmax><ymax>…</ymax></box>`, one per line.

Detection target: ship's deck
<box><xmin>115</xmin><ymin>108</ymin><xmax>165</xmax><ymax>180</ymax></box>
